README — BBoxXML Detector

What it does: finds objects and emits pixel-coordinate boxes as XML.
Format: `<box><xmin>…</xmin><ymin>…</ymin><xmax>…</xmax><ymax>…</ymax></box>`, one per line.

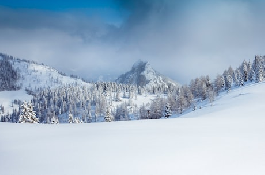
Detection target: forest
<box><xmin>0</xmin><ymin>53</ymin><xmax>265</xmax><ymax>123</ymax></box>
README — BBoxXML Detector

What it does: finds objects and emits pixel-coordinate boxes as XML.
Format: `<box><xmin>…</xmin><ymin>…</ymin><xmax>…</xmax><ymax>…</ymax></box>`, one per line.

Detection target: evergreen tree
<box><xmin>241</xmin><ymin>60</ymin><xmax>248</xmax><ymax>82</ymax></box>
<box><xmin>150</xmin><ymin>97</ymin><xmax>164</xmax><ymax>119</ymax></box>
<box><xmin>183</xmin><ymin>86</ymin><xmax>194</xmax><ymax>108</ymax></box>
<box><xmin>235</xmin><ymin>69</ymin><xmax>244</xmax><ymax>86</ymax></box>
<box><xmin>164</xmin><ymin>103</ymin><xmax>172</xmax><ymax>118</ymax></box>
<box><xmin>248</xmin><ymin>61</ymin><xmax>254</xmax><ymax>82</ymax></box>
<box><xmin>207</xmin><ymin>90</ymin><xmax>215</xmax><ymax>105</ymax></box>
<box><xmin>68</xmin><ymin>112</ymin><xmax>74</xmax><ymax>123</ymax></box>
<box><xmin>139</xmin><ymin>105</ymin><xmax>148</xmax><ymax>119</ymax></box>
<box><xmin>105</xmin><ymin>107</ymin><xmax>112</xmax><ymax>122</ymax></box>
<box><xmin>224</xmin><ymin>74</ymin><xmax>233</xmax><ymax>92</ymax></box>
<box><xmin>50</xmin><ymin>111</ymin><xmax>59</xmax><ymax>124</ymax></box>
<box><xmin>18</xmin><ymin>102</ymin><xmax>39</xmax><ymax>123</ymax></box>
<box><xmin>88</xmin><ymin>110</ymin><xmax>92</xmax><ymax>123</ymax></box>
<box><xmin>177</xmin><ymin>88</ymin><xmax>187</xmax><ymax>114</ymax></box>
<box><xmin>74</xmin><ymin>117</ymin><xmax>81</xmax><ymax>123</ymax></box>
<box><xmin>254</xmin><ymin>56</ymin><xmax>263</xmax><ymax>83</ymax></box>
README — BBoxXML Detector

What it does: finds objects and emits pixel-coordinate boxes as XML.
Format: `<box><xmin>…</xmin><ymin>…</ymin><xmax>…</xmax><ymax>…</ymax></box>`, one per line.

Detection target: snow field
<box><xmin>0</xmin><ymin>82</ymin><xmax>265</xmax><ymax>175</ymax></box>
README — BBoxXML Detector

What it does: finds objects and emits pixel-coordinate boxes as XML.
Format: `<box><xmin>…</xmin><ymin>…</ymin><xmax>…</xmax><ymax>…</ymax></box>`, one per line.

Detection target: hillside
<box><xmin>0</xmin><ymin>82</ymin><xmax>265</xmax><ymax>175</ymax></box>
<box><xmin>0</xmin><ymin>54</ymin><xmax>90</xmax><ymax>116</ymax></box>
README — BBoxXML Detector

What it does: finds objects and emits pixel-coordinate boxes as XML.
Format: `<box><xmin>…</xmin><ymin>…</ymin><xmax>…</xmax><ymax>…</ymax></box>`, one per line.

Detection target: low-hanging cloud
<box><xmin>1</xmin><ymin>0</ymin><xmax>265</xmax><ymax>84</ymax></box>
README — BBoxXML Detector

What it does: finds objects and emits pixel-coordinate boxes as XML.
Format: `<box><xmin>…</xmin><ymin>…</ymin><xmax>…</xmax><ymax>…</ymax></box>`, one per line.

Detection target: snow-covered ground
<box><xmin>1</xmin><ymin>82</ymin><xmax>265</xmax><ymax>175</ymax></box>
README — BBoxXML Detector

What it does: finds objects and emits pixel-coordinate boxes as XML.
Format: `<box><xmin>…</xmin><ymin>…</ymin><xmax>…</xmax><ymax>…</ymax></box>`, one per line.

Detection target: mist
<box><xmin>0</xmin><ymin>0</ymin><xmax>265</xmax><ymax>84</ymax></box>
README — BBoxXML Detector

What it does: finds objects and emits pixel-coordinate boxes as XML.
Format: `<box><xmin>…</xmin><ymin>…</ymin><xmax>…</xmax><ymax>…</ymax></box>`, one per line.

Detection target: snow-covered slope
<box><xmin>1</xmin><ymin>82</ymin><xmax>265</xmax><ymax>175</ymax></box>
<box><xmin>116</xmin><ymin>60</ymin><xmax>179</xmax><ymax>89</ymax></box>
<box><xmin>0</xmin><ymin>55</ymin><xmax>91</xmax><ymax>116</ymax></box>
<box><xmin>11</xmin><ymin>58</ymin><xmax>88</xmax><ymax>90</ymax></box>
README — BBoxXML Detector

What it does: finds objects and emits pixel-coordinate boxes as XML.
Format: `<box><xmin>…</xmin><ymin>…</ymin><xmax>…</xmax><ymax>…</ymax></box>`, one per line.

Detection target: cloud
<box><xmin>0</xmin><ymin>6</ymin><xmax>123</xmax><ymax>80</ymax></box>
<box><xmin>114</xmin><ymin>0</ymin><xmax>265</xmax><ymax>83</ymax></box>
<box><xmin>1</xmin><ymin>0</ymin><xmax>265</xmax><ymax>84</ymax></box>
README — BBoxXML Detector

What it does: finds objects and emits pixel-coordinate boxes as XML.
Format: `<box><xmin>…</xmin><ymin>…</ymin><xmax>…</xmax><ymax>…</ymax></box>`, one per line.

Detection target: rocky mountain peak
<box><xmin>116</xmin><ymin>60</ymin><xmax>179</xmax><ymax>88</ymax></box>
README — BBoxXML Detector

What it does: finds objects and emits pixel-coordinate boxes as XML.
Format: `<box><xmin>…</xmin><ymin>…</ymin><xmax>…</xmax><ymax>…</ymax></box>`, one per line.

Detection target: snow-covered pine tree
<box><xmin>68</xmin><ymin>112</ymin><xmax>74</xmax><ymax>123</ymax></box>
<box><xmin>88</xmin><ymin>110</ymin><xmax>92</xmax><ymax>123</ymax></box>
<box><xmin>105</xmin><ymin>107</ymin><xmax>112</xmax><ymax>122</ymax></box>
<box><xmin>177</xmin><ymin>88</ymin><xmax>187</xmax><ymax>114</ymax></box>
<box><xmin>149</xmin><ymin>97</ymin><xmax>164</xmax><ymax>119</ymax></box>
<box><xmin>95</xmin><ymin>102</ymin><xmax>100</xmax><ymax>122</ymax></box>
<box><xmin>18</xmin><ymin>102</ymin><xmax>39</xmax><ymax>123</ymax></box>
<box><xmin>241</xmin><ymin>60</ymin><xmax>248</xmax><ymax>82</ymax></box>
<box><xmin>183</xmin><ymin>85</ymin><xmax>194</xmax><ymax>108</ymax></box>
<box><xmin>257</xmin><ymin>65</ymin><xmax>264</xmax><ymax>83</ymax></box>
<box><xmin>50</xmin><ymin>111</ymin><xmax>59</xmax><ymax>124</ymax></box>
<box><xmin>225</xmin><ymin>74</ymin><xmax>233</xmax><ymax>92</ymax></box>
<box><xmin>164</xmin><ymin>103</ymin><xmax>172</xmax><ymax>118</ymax></box>
<box><xmin>74</xmin><ymin>117</ymin><xmax>81</xmax><ymax>123</ymax></box>
<box><xmin>198</xmin><ymin>77</ymin><xmax>207</xmax><ymax>100</ymax></box>
<box><xmin>254</xmin><ymin>55</ymin><xmax>264</xmax><ymax>83</ymax></box>
<box><xmin>139</xmin><ymin>105</ymin><xmax>148</xmax><ymax>119</ymax></box>
<box><xmin>133</xmin><ymin>104</ymin><xmax>139</xmax><ymax>120</ymax></box>
<box><xmin>207</xmin><ymin>90</ymin><xmax>215</xmax><ymax>106</ymax></box>
<box><xmin>235</xmin><ymin>69</ymin><xmax>244</xmax><ymax>86</ymax></box>
<box><xmin>248</xmin><ymin>61</ymin><xmax>254</xmax><ymax>82</ymax></box>
<box><xmin>249</xmin><ymin>69</ymin><xmax>255</xmax><ymax>82</ymax></box>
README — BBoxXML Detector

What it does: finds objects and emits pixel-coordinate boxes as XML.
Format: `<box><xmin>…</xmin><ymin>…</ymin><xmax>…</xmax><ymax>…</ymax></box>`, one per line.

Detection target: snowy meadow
<box><xmin>1</xmin><ymin>82</ymin><xmax>265</xmax><ymax>175</ymax></box>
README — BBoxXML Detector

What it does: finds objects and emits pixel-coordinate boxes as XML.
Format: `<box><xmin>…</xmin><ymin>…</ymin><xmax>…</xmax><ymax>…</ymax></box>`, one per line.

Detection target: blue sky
<box><xmin>0</xmin><ymin>0</ymin><xmax>124</xmax><ymax>26</ymax></box>
<box><xmin>0</xmin><ymin>0</ymin><xmax>265</xmax><ymax>84</ymax></box>
<box><xmin>0</xmin><ymin>0</ymin><xmax>117</xmax><ymax>9</ymax></box>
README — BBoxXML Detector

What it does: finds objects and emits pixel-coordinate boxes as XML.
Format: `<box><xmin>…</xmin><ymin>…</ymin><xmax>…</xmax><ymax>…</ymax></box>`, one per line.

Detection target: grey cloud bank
<box><xmin>0</xmin><ymin>0</ymin><xmax>265</xmax><ymax>84</ymax></box>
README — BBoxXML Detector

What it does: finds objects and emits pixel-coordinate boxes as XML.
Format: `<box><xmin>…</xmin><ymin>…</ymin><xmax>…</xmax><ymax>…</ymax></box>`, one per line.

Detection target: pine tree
<box><xmin>183</xmin><ymin>86</ymin><xmax>194</xmax><ymax>108</ymax></box>
<box><xmin>164</xmin><ymin>103</ymin><xmax>172</xmax><ymax>118</ymax></box>
<box><xmin>114</xmin><ymin>105</ymin><xmax>122</xmax><ymax>121</ymax></box>
<box><xmin>50</xmin><ymin>111</ymin><xmax>59</xmax><ymax>124</ymax></box>
<box><xmin>224</xmin><ymin>74</ymin><xmax>233</xmax><ymax>92</ymax></box>
<box><xmin>105</xmin><ymin>107</ymin><xmax>112</xmax><ymax>122</ymax></box>
<box><xmin>177</xmin><ymin>88</ymin><xmax>187</xmax><ymax>114</ymax></box>
<box><xmin>88</xmin><ymin>110</ymin><xmax>92</xmax><ymax>123</ymax></box>
<box><xmin>18</xmin><ymin>102</ymin><xmax>39</xmax><ymax>123</ymax></box>
<box><xmin>235</xmin><ymin>69</ymin><xmax>244</xmax><ymax>86</ymax></box>
<box><xmin>207</xmin><ymin>90</ymin><xmax>215</xmax><ymax>105</ymax></box>
<box><xmin>242</xmin><ymin>60</ymin><xmax>248</xmax><ymax>82</ymax></box>
<box><xmin>74</xmin><ymin>117</ymin><xmax>81</xmax><ymax>123</ymax></box>
<box><xmin>254</xmin><ymin>55</ymin><xmax>264</xmax><ymax>83</ymax></box>
<box><xmin>248</xmin><ymin>61</ymin><xmax>254</xmax><ymax>82</ymax></box>
<box><xmin>139</xmin><ymin>105</ymin><xmax>147</xmax><ymax>119</ymax></box>
<box><xmin>68</xmin><ymin>112</ymin><xmax>74</xmax><ymax>123</ymax></box>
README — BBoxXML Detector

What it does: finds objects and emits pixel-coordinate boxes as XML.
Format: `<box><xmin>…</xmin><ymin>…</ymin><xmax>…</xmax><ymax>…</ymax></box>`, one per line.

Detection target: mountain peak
<box><xmin>132</xmin><ymin>59</ymin><xmax>148</xmax><ymax>69</ymax></box>
<box><xmin>116</xmin><ymin>60</ymin><xmax>179</xmax><ymax>88</ymax></box>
